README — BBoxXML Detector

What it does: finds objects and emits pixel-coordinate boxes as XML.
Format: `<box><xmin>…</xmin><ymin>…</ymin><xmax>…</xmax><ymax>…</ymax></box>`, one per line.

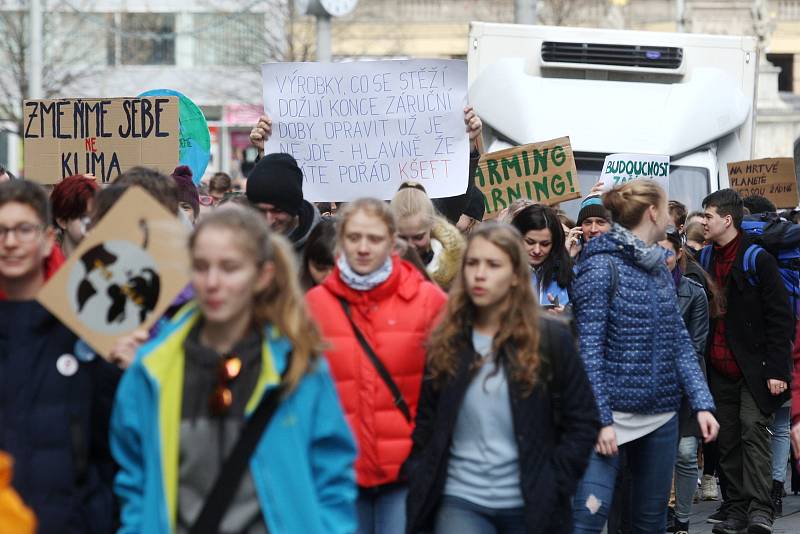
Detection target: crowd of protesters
<box><xmin>1</xmin><ymin>106</ymin><xmax>800</xmax><ymax>534</ymax></box>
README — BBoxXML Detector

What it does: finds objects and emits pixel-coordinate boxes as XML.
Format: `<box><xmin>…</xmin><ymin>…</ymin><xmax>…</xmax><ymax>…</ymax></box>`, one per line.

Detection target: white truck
<box><xmin>468</xmin><ymin>22</ymin><xmax>758</xmax><ymax>215</ymax></box>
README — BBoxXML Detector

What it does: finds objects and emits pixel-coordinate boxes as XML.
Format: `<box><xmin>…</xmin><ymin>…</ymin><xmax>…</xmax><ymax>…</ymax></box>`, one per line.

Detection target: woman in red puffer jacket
<box><xmin>306</xmin><ymin>198</ymin><xmax>446</xmax><ymax>534</ymax></box>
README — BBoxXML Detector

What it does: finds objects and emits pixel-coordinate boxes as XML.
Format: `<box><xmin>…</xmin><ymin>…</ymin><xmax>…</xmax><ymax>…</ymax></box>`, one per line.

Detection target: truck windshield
<box><xmin>558</xmin><ymin>164</ymin><xmax>710</xmax><ymax>221</ymax></box>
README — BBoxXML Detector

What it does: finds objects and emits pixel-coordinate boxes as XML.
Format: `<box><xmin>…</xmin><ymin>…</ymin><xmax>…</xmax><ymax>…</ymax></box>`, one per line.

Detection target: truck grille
<box><xmin>541</xmin><ymin>41</ymin><xmax>684</xmax><ymax>69</ymax></box>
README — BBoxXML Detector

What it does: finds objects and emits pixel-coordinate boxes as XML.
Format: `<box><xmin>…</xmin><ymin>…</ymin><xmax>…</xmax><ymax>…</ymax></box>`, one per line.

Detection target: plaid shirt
<box><xmin>709</xmin><ymin>232</ymin><xmax>743</xmax><ymax>379</ymax></box>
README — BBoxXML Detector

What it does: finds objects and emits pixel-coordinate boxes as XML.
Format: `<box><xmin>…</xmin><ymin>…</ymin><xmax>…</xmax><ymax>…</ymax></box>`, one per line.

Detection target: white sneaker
<box><xmin>701</xmin><ymin>474</ymin><xmax>719</xmax><ymax>501</ymax></box>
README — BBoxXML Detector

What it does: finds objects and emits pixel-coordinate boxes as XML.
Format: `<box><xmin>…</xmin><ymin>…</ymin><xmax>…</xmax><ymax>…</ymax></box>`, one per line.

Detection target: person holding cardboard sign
<box><xmin>110</xmin><ymin>207</ymin><xmax>357</xmax><ymax>533</ymax></box>
<box><xmin>0</xmin><ymin>180</ymin><xmax>121</xmax><ymax>534</ymax></box>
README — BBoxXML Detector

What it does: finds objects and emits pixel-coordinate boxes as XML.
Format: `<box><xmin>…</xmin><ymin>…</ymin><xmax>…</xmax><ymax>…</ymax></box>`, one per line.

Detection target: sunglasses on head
<box><xmin>209</xmin><ymin>354</ymin><xmax>242</xmax><ymax>417</ymax></box>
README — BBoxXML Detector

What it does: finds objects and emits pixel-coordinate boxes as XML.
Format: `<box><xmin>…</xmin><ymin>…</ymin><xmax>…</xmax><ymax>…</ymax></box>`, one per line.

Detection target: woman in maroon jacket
<box><xmin>306</xmin><ymin>198</ymin><xmax>447</xmax><ymax>534</ymax></box>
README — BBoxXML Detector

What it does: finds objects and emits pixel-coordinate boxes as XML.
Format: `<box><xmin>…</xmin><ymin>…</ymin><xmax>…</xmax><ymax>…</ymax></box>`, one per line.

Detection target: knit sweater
<box><xmin>572</xmin><ymin>224</ymin><xmax>715</xmax><ymax>426</ymax></box>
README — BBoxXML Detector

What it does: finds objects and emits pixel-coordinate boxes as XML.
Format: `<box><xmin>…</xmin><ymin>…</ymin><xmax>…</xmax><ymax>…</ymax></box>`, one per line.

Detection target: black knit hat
<box><xmin>246</xmin><ymin>153</ymin><xmax>304</xmax><ymax>216</ymax></box>
<box><xmin>577</xmin><ymin>195</ymin><xmax>611</xmax><ymax>226</ymax></box>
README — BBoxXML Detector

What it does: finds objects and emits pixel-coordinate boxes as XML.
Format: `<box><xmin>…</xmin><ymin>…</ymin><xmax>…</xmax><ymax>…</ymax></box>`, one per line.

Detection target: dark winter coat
<box><xmin>702</xmin><ymin>233</ymin><xmax>794</xmax><ymax>414</ymax></box>
<box><xmin>0</xmin><ymin>300</ymin><xmax>121</xmax><ymax>534</ymax></box>
<box><xmin>676</xmin><ymin>275</ymin><xmax>710</xmax><ymax>437</ymax></box>
<box><xmin>403</xmin><ymin>317</ymin><xmax>600</xmax><ymax>534</ymax></box>
<box><xmin>571</xmin><ymin>224</ymin><xmax>715</xmax><ymax>426</ymax></box>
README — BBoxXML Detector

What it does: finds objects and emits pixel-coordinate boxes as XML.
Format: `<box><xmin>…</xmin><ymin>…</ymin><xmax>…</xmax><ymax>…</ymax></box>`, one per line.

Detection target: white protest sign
<box><xmin>600</xmin><ymin>153</ymin><xmax>670</xmax><ymax>192</ymax></box>
<box><xmin>262</xmin><ymin>60</ymin><xmax>469</xmax><ymax>201</ymax></box>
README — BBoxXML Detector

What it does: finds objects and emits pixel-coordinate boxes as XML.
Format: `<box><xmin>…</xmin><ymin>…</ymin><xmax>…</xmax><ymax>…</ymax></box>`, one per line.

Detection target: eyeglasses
<box><xmin>0</xmin><ymin>222</ymin><xmax>44</xmax><ymax>243</ymax></box>
<box><xmin>209</xmin><ymin>355</ymin><xmax>242</xmax><ymax>416</ymax></box>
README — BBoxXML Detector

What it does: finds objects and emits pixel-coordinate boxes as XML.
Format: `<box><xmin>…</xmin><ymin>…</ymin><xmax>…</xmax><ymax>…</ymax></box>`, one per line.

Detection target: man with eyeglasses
<box><xmin>0</xmin><ymin>180</ymin><xmax>121</xmax><ymax>534</ymax></box>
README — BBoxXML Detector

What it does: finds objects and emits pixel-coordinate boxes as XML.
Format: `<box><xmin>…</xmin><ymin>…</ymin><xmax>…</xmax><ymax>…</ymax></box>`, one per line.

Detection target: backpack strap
<box><xmin>742</xmin><ymin>244</ymin><xmax>764</xmax><ymax>287</ymax></box>
<box><xmin>699</xmin><ymin>245</ymin><xmax>712</xmax><ymax>272</ymax></box>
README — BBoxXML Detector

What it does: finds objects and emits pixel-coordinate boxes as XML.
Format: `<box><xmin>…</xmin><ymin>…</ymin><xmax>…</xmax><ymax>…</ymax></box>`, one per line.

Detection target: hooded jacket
<box><xmin>110</xmin><ymin>304</ymin><xmax>357</xmax><ymax>534</ymax></box>
<box><xmin>426</xmin><ymin>216</ymin><xmax>465</xmax><ymax>290</ymax></box>
<box><xmin>306</xmin><ymin>255</ymin><xmax>447</xmax><ymax>488</ymax></box>
<box><xmin>571</xmin><ymin>224</ymin><xmax>715</xmax><ymax>426</ymax></box>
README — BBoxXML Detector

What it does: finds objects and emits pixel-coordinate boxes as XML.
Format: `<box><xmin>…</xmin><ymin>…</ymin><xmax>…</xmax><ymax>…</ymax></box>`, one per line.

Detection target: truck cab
<box><xmin>468</xmin><ymin>22</ymin><xmax>758</xmax><ymax>215</ymax></box>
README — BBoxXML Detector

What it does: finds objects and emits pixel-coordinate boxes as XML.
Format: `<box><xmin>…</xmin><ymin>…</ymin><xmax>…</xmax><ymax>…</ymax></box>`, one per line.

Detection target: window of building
<box><xmin>193</xmin><ymin>13</ymin><xmax>269</xmax><ymax>66</ymax></box>
<box><xmin>766</xmin><ymin>53</ymin><xmax>793</xmax><ymax>93</ymax></box>
<box><xmin>120</xmin><ymin>13</ymin><xmax>176</xmax><ymax>65</ymax></box>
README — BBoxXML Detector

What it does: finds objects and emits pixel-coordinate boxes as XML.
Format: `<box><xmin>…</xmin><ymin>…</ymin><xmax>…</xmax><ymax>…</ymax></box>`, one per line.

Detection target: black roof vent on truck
<box><xmin>541</xmin><ymin>41</ymin><xmax>684</xmax><ymax>69</ymax></box>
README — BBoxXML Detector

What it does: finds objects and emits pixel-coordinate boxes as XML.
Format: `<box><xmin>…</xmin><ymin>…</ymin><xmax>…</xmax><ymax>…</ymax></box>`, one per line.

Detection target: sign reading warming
<box><xmin>476</xmin><ymin>137</ymin><xmax>581</xmax><ymax>217</ymax></box>
<box><xmin>23</xmin><ymin>97</ymin><xmax>180</xmax><ymax>184</ymax></box>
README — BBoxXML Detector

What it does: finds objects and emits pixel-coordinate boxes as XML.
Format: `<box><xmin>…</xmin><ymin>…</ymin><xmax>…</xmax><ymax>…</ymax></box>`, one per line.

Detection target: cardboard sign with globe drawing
<box><xmin>37</xmin><ymin>187</ymin><xmax>190</xmax><ymax>359</ymax></box>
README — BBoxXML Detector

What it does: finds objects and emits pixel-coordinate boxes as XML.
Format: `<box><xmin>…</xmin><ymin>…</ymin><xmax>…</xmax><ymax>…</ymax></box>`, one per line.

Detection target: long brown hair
<box><xmin>426</xmin><ymin>222</ymin><xmax>543</xmax><ymax>396</ymax></box>
<box><xmin>189</xmin><ymin>206</ymin><xmax>325</xmax><ymax>393</ymax></box>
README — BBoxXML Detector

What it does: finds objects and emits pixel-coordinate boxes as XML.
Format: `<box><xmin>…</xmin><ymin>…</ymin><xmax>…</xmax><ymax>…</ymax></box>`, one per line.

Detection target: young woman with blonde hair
<box><xmin>390</xmin><ymin>182</ymin><xmax>465</xmax><ymax>290</ymax></box>
<box><xmin>404</xmin><ymin>222</ymin><xmax>599</xmax><ymax>534</ymax></box>
<box><xmin>110</xmin><ymin>206</ymin><xmax>357</xmax><ymax>533</ymax></box>
<box><xmin>306</xmin><ymin>198</ymin><xmax>447</xmax><ymax>534</ymax></box>
<box><xmin>570</xmin><ymin>180</ymin><xmax>719</xmax><ymax>533</ymax></box>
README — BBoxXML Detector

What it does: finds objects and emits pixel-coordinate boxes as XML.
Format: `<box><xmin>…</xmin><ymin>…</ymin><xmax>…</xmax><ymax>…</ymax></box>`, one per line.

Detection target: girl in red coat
<box><xmin>306</xmin><ymin>198</ymin><xmax>447</xmax><ymax>534</ymax></box>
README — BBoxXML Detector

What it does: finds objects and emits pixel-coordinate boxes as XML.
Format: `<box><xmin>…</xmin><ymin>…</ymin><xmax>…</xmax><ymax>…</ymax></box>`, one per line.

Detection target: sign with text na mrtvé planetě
<box><xmin>23</xmin><ymin>97</ymin><xmax>180</xmax><ymax>184</ymax></box>
<box><xmin>262</xmin><ymin>59</ymin><xmax>469</xmax><ymax>201</ymax></box>
<box><xmin>727</xmin><ymin>157</ymin><xmax>800</xmax><ymax>209</ymax></box>
<box><xmin>36</xmin><ymin>187</ymin><xmax>190</xmax><ymax>360</ymax></box>
<box><xmin>476</xmin><ymin>137</ymin><xmax>581</xmax><ymax>218</ymax></box>
<box><xmin>599</xmin><ymin>153</ymin><xmax>670</xmax><ymax>192</ymax></box>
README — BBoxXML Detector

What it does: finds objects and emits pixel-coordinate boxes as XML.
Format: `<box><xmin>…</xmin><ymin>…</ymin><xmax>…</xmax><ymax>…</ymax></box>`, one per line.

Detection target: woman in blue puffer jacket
<box><xmin>570</xmin><ymin>180</ymin><xmax>719</xmax><ymax>534</ymax></box>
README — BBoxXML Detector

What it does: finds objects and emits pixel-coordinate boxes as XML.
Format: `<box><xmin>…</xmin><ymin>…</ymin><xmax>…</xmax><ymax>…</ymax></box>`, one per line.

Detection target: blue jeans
<box><xmin>434</xmin><ymin>495</ymin><xmax>526</xmax><ymax>534</ymax></box>
<box><xmin>674</xmin><ymin>436</ymin><xmax>699</xmax><ymax>523</ymax></box>
<box><xmin>357</xmin><ymin>484</ymin><xmax>407</xmax><ymax>534</ymax></box>
<box><xmin>572</xmin><ymin>415</ymin><xmax>678</xmax><ymax>534</ymax></box>
<box><xmin>770</xmin><ymin>405</ymin><xmax>791</xmax><ymax>482</ymax></box>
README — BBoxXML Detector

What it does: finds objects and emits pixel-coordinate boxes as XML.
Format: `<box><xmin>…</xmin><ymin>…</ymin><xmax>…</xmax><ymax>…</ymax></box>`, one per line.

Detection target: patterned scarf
<box><xmin>337</xmin><ymin>255</ymin><xmax>393</xmax><ymax>291</ymax></box>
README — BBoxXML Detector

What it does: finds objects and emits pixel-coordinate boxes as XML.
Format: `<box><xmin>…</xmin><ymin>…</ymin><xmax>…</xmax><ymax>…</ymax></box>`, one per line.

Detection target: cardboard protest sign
<box><xmin>475</xmin><ymin>137</ymin><xmax>581</xmax><ymax>218</ymax></box>
<box><xmin>23</xmin><ymin>97</ymin><xmax>180</xmax><ymax>184</ymax></box>
<box><xmin>600</xmin><ymin>153</ymin><xmax>670</xmax><ymax>192</ymax></box>
<box><xmin>728</xmin><ymin>157</ymin><xmax>799</xmax><ymax>208</ymax></box>
<box><xmin>262</xmin><ymin>59</ymin><xmax>469</xmax><ymax>201</ymax></box>
<box><xmin>37</xmin><ymin>187</ymin><xmax>190</xmax><ymax>359</ymax></box>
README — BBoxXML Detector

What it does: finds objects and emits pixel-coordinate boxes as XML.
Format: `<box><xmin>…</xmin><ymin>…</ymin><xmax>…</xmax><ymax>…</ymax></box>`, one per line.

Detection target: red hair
<box><xmin>50</xmin><ymin>175</ymin><xmax>99</xmax><ymax>223</ymax></box>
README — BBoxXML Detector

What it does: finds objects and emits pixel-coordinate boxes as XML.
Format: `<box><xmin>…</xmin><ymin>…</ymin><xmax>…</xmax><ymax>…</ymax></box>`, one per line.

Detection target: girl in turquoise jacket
<box><xmin>110</xmin><ymin>207</ymin><xmax>357</xmax><ymax>534</ymax></box>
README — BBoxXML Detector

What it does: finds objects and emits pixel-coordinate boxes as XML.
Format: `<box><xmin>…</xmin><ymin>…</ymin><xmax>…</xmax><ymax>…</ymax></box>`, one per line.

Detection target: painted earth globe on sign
<box><xmin>67</xmin><ymin>240</ymin><xmax>161</xmax><ymax>335</ymax></box>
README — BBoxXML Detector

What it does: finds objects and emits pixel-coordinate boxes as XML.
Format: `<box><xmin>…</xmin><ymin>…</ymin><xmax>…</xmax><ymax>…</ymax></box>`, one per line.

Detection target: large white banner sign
<box><xmin>262</xmin><ymin>59</ymin><xmax>469</xmax><ymax>201</ymax></box>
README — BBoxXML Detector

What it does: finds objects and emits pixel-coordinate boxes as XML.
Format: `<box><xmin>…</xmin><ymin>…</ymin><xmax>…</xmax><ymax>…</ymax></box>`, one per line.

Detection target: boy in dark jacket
<box><xmin>0</xmin><ymin>180</ymin><xmax>121</xmax><ymax>533</ymax></box>
<box><xmin>701</xmin><ymin>189</ymin><xmax>793</xmax><ymax>534</ymax></box>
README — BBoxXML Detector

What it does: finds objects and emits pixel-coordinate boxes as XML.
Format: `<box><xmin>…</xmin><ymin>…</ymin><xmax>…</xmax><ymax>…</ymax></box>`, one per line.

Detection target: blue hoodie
<box><xmin>571</xmin><ymin>224</ymin><xmax>715</xmax><ymax>426</ymax></box>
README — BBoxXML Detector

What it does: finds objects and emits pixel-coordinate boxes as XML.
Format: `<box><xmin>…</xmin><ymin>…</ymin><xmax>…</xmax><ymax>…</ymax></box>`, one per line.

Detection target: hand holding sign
<box><xmin>262</xmin><ymin>59</ymin><xmax>469</xmax><ymax>201</ymax></box>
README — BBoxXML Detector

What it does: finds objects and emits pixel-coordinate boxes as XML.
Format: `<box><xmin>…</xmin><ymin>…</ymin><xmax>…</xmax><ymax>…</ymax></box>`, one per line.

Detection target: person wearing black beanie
<box><xmin>246</xmin><ymin>152</ymin><xmax>321</xmax><ymax>255</ymax></box>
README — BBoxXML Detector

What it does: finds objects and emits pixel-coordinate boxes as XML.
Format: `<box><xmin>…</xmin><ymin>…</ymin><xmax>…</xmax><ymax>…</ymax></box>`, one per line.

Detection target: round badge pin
<box><xmin>56</xmin><ymin>354</ymin><xmax>79</xmax><ymax>377</ymax></box>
